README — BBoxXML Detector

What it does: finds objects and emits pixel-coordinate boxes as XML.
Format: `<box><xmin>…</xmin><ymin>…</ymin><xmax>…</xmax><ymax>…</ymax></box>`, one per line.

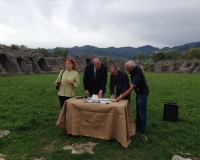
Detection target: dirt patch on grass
<box><xmin>43</xmin><ymin>141</ymin><xmax>58</xmax><ymax>152</ymax></box>
<box><xmin>172</xmin><ymin>152</ymin><xmax>200</xmax><ymax>160</ymax></box>
<box><xmin>0</xmin><ymin>130</ymin><xmax>10</xmax><ymax>138</ymax></box>
<box><xmin>63</xmin><ymin>142</ymin><xmax>97</xmax><ymax>154</ymax></box>
<box><xmin>0</xmin><ymin>153</ymin><xmax>6</xmax><ymax>160</ymax></box>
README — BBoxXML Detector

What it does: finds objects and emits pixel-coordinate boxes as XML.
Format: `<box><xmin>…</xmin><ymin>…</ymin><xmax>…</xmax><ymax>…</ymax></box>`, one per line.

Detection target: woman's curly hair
<box><xmin>65</xmin><ymin>58</ymin><xmax>78</xmax><ymax>70</ymax></box>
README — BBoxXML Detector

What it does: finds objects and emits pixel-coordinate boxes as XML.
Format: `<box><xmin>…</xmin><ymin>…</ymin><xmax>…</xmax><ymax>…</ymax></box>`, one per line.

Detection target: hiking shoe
<box><xmin>135</xmin><ymin>131</ymin><xmax>145</xmax><ymax>136</ymax></box>
<box><xmin>139</xmin><ymin>134</ymin><xmax>148</xmax><ymax>143</ymax></box>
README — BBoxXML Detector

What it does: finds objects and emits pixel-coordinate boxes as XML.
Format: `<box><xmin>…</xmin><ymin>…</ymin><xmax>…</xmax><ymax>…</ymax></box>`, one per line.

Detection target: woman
<box><xmin>55</xmin><ymin>58</ymin><xmax>80</xmax><ymax>109</ymax></box>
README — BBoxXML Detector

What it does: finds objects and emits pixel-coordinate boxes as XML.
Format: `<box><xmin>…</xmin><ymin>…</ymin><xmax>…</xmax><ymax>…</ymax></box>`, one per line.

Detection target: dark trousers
<box><xmin>136</xmin><ymin>94</ymin><xmax>149</xmax><ymax>134</ymax></box>
<box><xmin>58</xmin><ymin>96</ymin><xmax>72</xmax><ymax>109</ymax></box>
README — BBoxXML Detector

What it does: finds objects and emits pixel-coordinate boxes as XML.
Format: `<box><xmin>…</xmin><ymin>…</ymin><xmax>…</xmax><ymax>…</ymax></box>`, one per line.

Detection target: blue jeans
<box><xmin>136</xmin><ymin>94</ymin><xmax>149</xmax><ymax>134</ymax></box>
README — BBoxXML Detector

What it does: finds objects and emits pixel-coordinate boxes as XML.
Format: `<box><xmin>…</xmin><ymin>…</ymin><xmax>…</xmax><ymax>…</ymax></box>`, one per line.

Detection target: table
<box><xmin>56</xmin><ymin>98</ymin><xmax>136</xmax><ymax>148</ymax></box>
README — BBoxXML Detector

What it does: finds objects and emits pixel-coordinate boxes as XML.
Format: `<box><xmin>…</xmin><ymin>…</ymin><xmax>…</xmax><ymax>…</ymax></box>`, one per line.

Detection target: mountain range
<box><xmin>49</xmin><ymin>41</ymin><xmax>200</xmax><ymax>59</ymax></box>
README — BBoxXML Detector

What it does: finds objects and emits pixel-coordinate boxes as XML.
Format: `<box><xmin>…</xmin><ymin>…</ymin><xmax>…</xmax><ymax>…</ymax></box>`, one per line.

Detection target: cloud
<box><xmin>0</xmin><ymin>0</ymin><xmax>200</xmax><ymax>49</ymax></box>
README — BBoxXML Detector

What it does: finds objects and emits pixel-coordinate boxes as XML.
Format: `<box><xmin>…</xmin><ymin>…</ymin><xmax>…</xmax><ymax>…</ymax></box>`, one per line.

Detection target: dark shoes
<box><xmin>135</xmin><ymin>131</ymin><xmax>148</xmax><ymax>142</ymax></box>
<box><xmin>135</xmin><ymin>131</ymin><xmax>145</xmax><ymax>136</ymax></box>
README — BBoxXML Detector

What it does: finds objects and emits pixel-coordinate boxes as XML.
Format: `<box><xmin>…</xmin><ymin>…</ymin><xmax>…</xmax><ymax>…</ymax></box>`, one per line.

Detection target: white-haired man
<box><xmin>116</xmin><ymin>60</ymin><xmax>149</xmax><ymax>136</ymax></box>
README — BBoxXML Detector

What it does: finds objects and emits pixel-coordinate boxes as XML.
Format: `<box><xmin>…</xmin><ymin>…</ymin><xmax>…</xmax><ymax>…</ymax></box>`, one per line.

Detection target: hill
<box><xmin>48</xmin><ymin>41</ymin><xmax>200</xmax><ymax>59</ymax></box>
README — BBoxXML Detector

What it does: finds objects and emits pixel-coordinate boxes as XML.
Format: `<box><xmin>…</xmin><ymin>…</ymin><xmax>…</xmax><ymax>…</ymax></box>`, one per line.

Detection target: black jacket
<box><xmin>110</xmin><ymin>70</ymin><xmax>131</xmax><ymax>100</ymax></box>
<box><xmin>83</xmin><ymin>63</ymin><xmax>107</xmax><ymax>96</ymax></box>
<box><xmin>130</xmin><ymin>66</ymin><xmax>149</xmax><ymax>95</ymax></box>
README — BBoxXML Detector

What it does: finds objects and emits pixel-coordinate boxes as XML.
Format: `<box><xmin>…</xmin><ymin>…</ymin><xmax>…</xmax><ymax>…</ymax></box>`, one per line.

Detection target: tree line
<box><xmin>37</xmin><ymin>47</ymin><xmax>68</xmax><ymax>57</ymax></box>
<box><xmin>134</xmin><ymin>47</ymin><xmax>200</xmax><ymax>71</ymax></box>
<box><xmin>136</xmin><ymin>47</ymin><xmax>200</xmax><ymax>63</ymax></box>
<box><xmin>150</xmin><ymin>48</ymin><xmax>200</xmax><ymax>63</ymax></box>
<box><xmin>10</xmin><ymin>44</ymin><xmax>68</xmax><ymax>57</ymax></box>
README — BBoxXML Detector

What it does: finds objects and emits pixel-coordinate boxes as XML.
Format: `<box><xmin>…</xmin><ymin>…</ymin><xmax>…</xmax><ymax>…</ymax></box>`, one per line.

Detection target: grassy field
<box><xmin>0</xmin><ymin>72</ymin><xmax>200</xmax><ymax>160</ymax></box>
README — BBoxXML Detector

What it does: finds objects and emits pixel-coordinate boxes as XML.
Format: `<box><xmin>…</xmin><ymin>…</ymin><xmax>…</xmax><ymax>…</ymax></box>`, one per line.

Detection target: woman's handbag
<box><xmin>56</xmin><ymin>69</ymin><xmax>65</xmax><ymax>90</ymax></box>
<box><xmin>56</xmin><ymin>83</ymin><xmax>61</xmax><ymax>90</ymax></box>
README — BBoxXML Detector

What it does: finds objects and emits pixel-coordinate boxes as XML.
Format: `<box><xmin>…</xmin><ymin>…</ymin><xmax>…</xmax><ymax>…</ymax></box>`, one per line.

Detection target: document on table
<box><xmin>87</xmin><ymin>96</ymin><xmax>114</xmax><ymax>104</ymax></box>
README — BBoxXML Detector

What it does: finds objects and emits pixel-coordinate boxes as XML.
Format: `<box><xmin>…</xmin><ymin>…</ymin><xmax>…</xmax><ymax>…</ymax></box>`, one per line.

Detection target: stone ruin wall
<box><xmin>1</xmin><ymin>44</ymin><xmax>200</xmax><ymax>75</ymax></box>
<box><xmin>0</xmin><ymin>44</ymin><xmax>127</xmax><ymax>76</ymax></box>
<box><xmin>154</xmin><ymin>59</ymin><xmax>200</xmax><ymax>73</ymax></box>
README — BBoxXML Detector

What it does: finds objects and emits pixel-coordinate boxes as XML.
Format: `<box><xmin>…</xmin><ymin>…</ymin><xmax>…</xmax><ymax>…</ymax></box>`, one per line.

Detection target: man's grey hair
<box><xmin>126</xmin><ymin>61</ymin><xmax>136</xmax><ymax>69</ymax></box>
<box><xmin>110</xmin><ymin>64</ymin><xmax>119</xmax><ymax>70</ymax></box>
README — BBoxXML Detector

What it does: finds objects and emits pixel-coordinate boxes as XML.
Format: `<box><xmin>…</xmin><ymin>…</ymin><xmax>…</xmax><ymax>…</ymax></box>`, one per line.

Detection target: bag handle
<box><xmin>60</xmin><ymin>69</ymin><xmax>66</xmax><ymax>81</ymax></box>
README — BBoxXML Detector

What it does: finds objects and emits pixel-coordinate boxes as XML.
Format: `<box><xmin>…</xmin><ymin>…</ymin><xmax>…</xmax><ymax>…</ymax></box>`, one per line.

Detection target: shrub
<box><xmin>10</xmin><ymin>44</ymin><xmax>19</xmax><ymax>50</ymax></box>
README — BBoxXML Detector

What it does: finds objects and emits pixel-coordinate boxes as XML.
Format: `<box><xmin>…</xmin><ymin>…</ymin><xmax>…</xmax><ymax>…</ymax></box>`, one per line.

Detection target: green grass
<box><xmin>0</xmin><ymin>72</ymin><xmax>200</xmax><ymax>160</ymax></box>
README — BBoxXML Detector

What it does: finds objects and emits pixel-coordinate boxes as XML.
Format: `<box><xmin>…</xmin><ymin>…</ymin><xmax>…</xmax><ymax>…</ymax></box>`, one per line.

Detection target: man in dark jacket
<box><xmin>83</xmin><ymin>58</ymin><xmax>107</xmax><ymax>98</ymax></box>
<box><xmin>116</xmin><ymin>60</ymin><xmax>149</xmax><ymax>136</ymax></box>
<box><xmin>109</xmin><ymin>64</ymin><xmax>131</xmax><ymax>102</ymax></box>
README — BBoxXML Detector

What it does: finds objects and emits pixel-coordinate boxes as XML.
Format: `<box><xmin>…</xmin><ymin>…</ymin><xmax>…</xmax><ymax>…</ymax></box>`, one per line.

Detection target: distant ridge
<box><xmin>48</xmin><ymin>41</ymin><xmax>200</xmax><ymax>59</ymax></box>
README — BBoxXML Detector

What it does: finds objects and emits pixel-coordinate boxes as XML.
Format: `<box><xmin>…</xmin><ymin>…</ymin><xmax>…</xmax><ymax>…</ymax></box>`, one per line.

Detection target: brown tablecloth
<box><xmin>56</xmin><ymin>98</ymin><xmax>136</xmax><ymax>148</ymax></box>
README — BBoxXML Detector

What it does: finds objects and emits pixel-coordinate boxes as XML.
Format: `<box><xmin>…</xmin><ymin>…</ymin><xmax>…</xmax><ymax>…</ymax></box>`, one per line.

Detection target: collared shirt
<box><xmin>94</xmin><ymin>67</ymin><xmax>97</xmax><ymax>78</ymax></box>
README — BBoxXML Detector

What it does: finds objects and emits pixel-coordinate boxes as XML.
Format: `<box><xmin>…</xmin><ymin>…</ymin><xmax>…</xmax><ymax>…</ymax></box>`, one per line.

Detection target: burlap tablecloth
<box><xmin>56</xmin><ymin>98</ymin><xmax>135</xmax><ymax>148</ymax></box>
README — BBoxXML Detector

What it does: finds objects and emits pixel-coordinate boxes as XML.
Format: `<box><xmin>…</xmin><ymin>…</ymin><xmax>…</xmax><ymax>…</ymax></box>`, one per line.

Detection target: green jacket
<box><xmin>56</xmin><ymin>69</ymin><xmax>80</xmax><ymax>97</ymax></box>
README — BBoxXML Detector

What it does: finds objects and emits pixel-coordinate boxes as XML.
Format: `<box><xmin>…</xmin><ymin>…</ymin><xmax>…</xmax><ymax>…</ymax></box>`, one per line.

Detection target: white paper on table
<box><xmin>87</xmin><ymin>100</ymin><xmax>93</xmax><ymax>103</ymax></box>
<box><xmin>100</xmin><ymin>101</ymin><xmax>110</xmax><ymax>104</ymax></box>
<box><xmin>98</xmin><ymin>98</ymin><xmax>112</xmax><ymax>101</ymax></box>
<box><xmin>91</xmin><ymin>94</ymin><xmax>98</xmax><ymax>100</ymax></box>
<box><xmin>88</xmin><ymin>98</ymin><xmax>113</xmax><ymax>101</ymax></box>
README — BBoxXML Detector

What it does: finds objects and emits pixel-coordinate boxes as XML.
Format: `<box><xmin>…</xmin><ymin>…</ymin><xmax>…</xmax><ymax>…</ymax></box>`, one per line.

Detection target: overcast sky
<box><xmin>0</xmin><ymin>0</ymin><xmax>200</xmax><ymax>49</ymax></box>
